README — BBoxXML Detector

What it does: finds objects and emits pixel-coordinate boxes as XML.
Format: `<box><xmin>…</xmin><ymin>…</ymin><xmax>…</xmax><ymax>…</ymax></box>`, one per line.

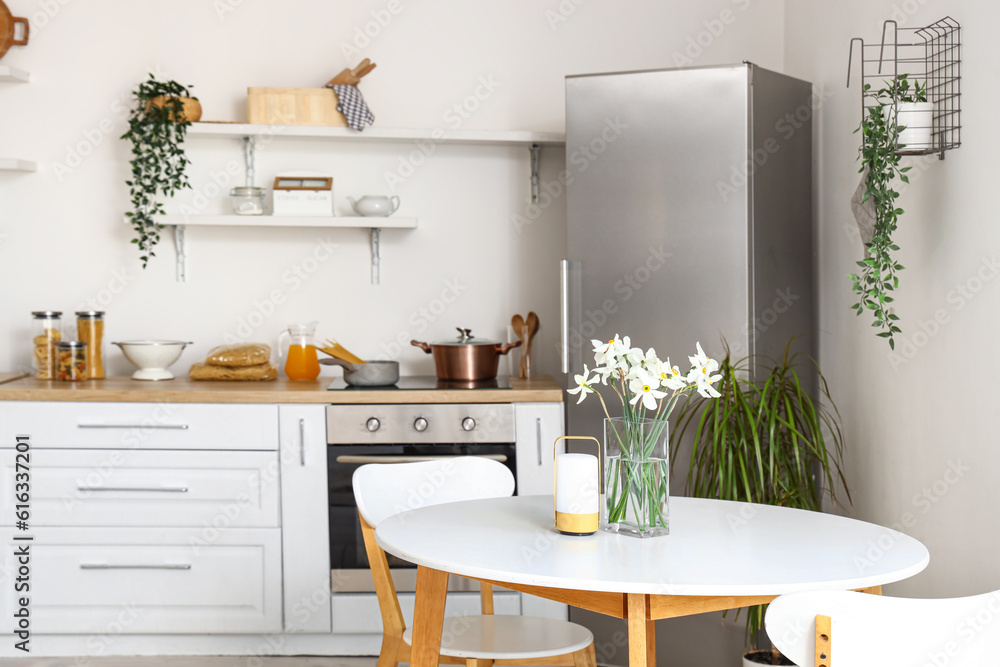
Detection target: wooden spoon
<box><xmin>523</xmin><ymin>312</ymin><xmax>539</xmax><ymax>379</ymax></box>
<box><xmin>511</xmin><ymin>314</ymin><xmax>527</xmax><ymax>378</ymax></box>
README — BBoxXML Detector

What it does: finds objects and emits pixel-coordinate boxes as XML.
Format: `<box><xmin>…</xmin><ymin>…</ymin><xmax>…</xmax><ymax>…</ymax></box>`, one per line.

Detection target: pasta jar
<box><xmin>56</xmin><ymin>341</ymin><xmax>88</xmax><ymax>382</ymax></box>
<box><xmin>76</xmin><ymin>311</ymin><xmax>105</xmax><ymax>379</ymax></box>
<box><xmin>31</xmin><ymin>311</ymin><xmax>62</xmax><ymax>379</ymax></box>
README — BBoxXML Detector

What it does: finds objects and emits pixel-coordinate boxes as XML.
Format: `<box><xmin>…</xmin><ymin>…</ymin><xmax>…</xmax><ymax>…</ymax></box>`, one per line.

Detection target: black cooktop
<box><xmin>326</xmin><ymin>375</ymin><xmax>512</xmax><ymax>391</ymax></box>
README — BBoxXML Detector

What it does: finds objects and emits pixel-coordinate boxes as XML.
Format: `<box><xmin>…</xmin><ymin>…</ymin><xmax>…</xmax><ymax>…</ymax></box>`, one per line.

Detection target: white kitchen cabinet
<box><xmin>514</xmin><ymin>402</ymin><xmax>565</xmax><ymax>496</ymax></box>
<box><xmin>0</xmin><ymin>527</ymin><xmax>283</xmax><ymax>635</ymax></box>
<box><xmin>0</xmin><ymin>402</ymin><xmax>278</xmax><ymax>451</ymax></box>
<box><xmin>278</xmin><ymin>405</ymin><xmax>332</xmax><ymax>633</ymax></box>
<box><xmin>0</xmin><ymin>448</ymin><xmax>279</xmax><ymax>528</ymax></box>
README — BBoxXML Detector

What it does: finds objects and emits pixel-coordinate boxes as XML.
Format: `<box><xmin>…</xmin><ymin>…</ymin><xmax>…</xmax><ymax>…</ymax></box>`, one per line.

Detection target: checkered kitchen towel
<box><xmin>328</xmin><ymin>84</ymin><xmax>375</xmax><ymax>131</ymax></box>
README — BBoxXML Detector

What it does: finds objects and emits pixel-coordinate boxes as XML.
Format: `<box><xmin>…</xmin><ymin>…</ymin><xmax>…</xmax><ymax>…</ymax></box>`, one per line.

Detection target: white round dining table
<box><xmin>376</xmin><ymin>495</ymin><xmax>929</xmax><ymax>667</ymax></box>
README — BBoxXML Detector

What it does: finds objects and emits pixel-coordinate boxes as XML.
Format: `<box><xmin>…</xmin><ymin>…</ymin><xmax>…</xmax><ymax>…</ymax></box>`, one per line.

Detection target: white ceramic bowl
<box><xmin>113</xmin><ymin>340</ymin><xmax>192</xmax><ymax>381</ymax></box>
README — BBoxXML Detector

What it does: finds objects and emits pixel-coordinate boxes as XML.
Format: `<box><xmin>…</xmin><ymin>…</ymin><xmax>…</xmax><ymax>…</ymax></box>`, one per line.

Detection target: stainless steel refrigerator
<box><xmin>561</xmin><ymin>63</ymin><xmax>815</xmax><ymax>449</ymax></box>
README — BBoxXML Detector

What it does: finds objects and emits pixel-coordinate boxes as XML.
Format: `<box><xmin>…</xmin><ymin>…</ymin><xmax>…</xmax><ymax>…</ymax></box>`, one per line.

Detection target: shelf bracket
<box><xmin>243</xmin><ymin>136</ymin><xmax>257</xmax><ymax>187</ymax></box>
<box><xmin>173</xmin><ymin>225</ymin><xmax>187</xmax><ymax>282</ymax></box>
<box><xmin>371</xmin><ymin>227</ymin><xmax>381</xmax><ymax>285</ymax></box>
<box><xmin>529</xmin><ymin>143</ymin><xmax>541</xmax><ymax>204</ymax></box>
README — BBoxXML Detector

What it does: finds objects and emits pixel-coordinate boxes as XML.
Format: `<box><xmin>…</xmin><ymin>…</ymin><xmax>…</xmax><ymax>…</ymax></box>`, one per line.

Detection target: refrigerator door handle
<box><xmin>560</xmin><ymin>259</ymin><xmax>582</xmax><ymax>374</ymax></box>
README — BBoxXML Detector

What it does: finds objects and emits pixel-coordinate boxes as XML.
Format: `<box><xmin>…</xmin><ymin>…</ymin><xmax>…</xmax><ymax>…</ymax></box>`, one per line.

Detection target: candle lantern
<box><xmin>553</xmin><ymin>436</ymin><xmax>601</xmax><ymax>536</ymax></box>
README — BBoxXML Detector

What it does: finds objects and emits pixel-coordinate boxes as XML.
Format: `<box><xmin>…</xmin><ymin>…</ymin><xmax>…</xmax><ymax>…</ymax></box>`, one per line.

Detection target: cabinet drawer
<box><xmin>331</xmin><ymin>591</ymin><xmax>521</xmax><ymax>634</ymax></box>
<box><xmin>0</xmin><ymin>402</ymin><xmax>278</xmax><ymax>450</ymax></box>
<box><xmin>0</xmin><ymin>527</ymin><xmax>282</xmax><ymax>635</ymax></box>
<box><xmin>0</xmin><ymin>449</ymin><xmax>279</xmax><ymax>527</ymax></box>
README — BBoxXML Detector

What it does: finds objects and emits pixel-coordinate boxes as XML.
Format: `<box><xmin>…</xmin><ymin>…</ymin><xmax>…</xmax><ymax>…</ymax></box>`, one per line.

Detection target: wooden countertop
<box><xmin>0</xmin><ymin>375</ymin><xmax>564</xmax><ymax>404</ymax></box>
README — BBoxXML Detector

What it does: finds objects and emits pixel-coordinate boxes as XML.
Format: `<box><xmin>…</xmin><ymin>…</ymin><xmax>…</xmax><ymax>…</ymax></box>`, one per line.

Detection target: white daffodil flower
<box><xmin>592</xmin><ymin>336</ymin><xmax>621</xmax><ymax>367</ymax></box>
<box><xmin>567</xmin><ymin>365</ymin><xmax>596</xmax><ymax>404</ymax></box>
<box><xmin>657</xmin><ymin>357</ymin><xmax>687</xmax><ymax>391</ymax></box>
<box><xmin>628</xmin><ymin>371</ymin><xmax>666</xmax><ymax>411</ymax></box>
<box><xmin>695</xmin><ymin>372</ymin><xmax>723</xmax><ymax>398</ymax></box>
<box><xmin>687</xmin><ymin>341</ymin><xmax>720</xmax><ymax>376</ymax></box>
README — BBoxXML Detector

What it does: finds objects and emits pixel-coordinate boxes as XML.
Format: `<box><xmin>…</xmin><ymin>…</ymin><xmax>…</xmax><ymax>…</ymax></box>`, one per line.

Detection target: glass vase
<box><xmin>603</xmin><ymin>417</ymin><xmax>669</xmax><ymax>537</ymax></box>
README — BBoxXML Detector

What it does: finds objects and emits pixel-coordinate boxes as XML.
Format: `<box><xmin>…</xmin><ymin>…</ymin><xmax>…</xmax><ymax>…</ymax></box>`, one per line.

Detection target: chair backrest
<box><xmin>353</xmin><ymin>456</ymin><xmax>515</xmax><ymax>527</ymax></box>
<box><xmin>766</xmin><ymin>589</ymin><xmax>1000</xmax><ymax>667</ymax></box>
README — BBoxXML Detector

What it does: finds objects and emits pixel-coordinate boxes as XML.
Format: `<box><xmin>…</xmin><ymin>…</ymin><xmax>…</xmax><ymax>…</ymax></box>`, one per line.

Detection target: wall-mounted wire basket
<box><xmin>848</xmin><ymin>17</ymin><xmax>961</xmax><ymax>159</ymax></box>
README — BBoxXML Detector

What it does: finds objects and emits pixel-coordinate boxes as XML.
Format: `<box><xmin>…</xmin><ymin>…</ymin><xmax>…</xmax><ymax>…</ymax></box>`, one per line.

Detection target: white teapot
<box><xmin>348</xmin><ymin>195</ymin><xmax>400</xmax><ymax>217</ymax></box>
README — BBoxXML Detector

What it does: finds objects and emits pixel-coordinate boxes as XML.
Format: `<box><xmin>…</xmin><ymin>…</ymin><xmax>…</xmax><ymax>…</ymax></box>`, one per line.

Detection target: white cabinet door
<box><xmin>278</xmin><ymin>405</ymin><xmax>332</xmax><ymax>633</ymax></box>
<box><xmin>514</xmin><ymin>402</ymin><xmax>565</xmax><ymax>496</ymax></box>
<box><xmin>0</xmin><ymin>402</ymin><xmax>279</xmax><ymax>451</ymax></box>
<box><xmin>0</xmin><ymin>449</ymin><xmax>279</xmax><ymax>528</ymax></box>
<box><xmin>0</xmin><ymin>527</ymin><xmax>282</xmax><ymax>635</ymax></box>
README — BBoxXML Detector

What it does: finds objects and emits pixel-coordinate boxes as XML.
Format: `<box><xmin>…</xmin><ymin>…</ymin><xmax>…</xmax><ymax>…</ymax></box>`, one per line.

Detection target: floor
<box><xmin>3</xmin><ymin>658</ymin><xmax>377</xmax><ymax>667</ymax></box>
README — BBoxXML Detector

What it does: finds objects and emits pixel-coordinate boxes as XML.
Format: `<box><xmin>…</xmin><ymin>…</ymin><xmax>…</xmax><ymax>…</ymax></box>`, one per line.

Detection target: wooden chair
<box><xmin>766</xmin><ymin>588</ymin><xmax>1000</xmax><ymax>666</ymax></box>
<box><xmin>353</xmin><ymin>457</ymin><xmax>597</xmax><ymax>667</ymax></box>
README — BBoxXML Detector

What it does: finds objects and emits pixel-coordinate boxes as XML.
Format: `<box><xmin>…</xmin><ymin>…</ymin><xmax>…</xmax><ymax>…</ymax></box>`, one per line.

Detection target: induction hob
<box><xmin>326</xmin><ymin>375</ymin><xmax>512</xmax><ymax>391</ymax></box>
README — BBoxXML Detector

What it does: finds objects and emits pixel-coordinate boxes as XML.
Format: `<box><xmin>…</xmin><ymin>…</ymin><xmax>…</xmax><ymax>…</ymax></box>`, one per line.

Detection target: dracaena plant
<box><xmin>121</xmin><ymin>74</ymin><xmax>196</xmax><ymax>268</ymax></box>
<box><xmin>850</xmin><ymin>74</ymin><xmax>924</xmax><ymax>349</ymax></box>
<box><xmin>670</xmin><ymin>340</ymin><xmax>849</xmax><ymax>660</ymax></box>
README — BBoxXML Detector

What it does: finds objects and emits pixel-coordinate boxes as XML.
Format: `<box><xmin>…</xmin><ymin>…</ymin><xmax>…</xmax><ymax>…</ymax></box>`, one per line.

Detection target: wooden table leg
<box><xmin>411</xmin><ymin>565</ymin><xmax>449</xmax><ymax>667</ymax></box>
<box><xmin>627</xmin><ymin>593</ymin><xmax>656</xmax><ymax>667</ymax></box>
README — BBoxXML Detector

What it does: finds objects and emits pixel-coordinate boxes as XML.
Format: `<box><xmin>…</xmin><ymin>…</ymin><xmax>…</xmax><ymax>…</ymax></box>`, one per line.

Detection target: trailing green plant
<box><xmin>669</xmin><ymin>340</ymin><xmax>849</xmax><ymax>661</ymax></box>
<box><xmin>121</xmin><ymin>75</ymin><xmax>196</xmax><ymax>268</ymax></box>
<box><xmin>850</xmin><ymin>74</ymin><xmax>923</xmax><ymax>349</ymax></box>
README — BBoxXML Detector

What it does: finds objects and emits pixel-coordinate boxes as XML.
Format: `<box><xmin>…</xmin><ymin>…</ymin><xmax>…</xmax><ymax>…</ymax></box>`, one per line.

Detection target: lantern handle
<box><xmin>553</xmin><ymin>435</ymin><xmax>602</xmax><ymax>516</ymax></box>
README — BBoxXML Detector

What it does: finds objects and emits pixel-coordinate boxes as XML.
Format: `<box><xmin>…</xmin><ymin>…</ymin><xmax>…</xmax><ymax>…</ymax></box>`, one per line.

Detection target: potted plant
<box><xmin>849</xmin><ymin>74</ymin><xmax>919</xmax><ymax>349</ymax></box>
<box><xmin>894</xmin><ymin>76</ymin><xmax>932</xmax><ymax>152</ymax></box>
<box><xmin>569</xmin><ymin>336</ymin><xmax>723</xmax><ymax>537</ymax></box>
<box><xmin>121</xmin><ymin>74</ymin><xmax>199</xmax><ymax>268</ymax></box>
<box><xmin>670</xmin><ymin>340</ymin><xmax>849</xmax><ymax>665</ymax></box>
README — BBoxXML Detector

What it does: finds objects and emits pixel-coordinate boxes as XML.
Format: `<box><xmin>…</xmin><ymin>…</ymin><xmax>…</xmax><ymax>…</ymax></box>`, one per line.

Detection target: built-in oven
<box><xmin>326</xmin><ymin>402</ymin><xmax>516</xmax><ymax>593</ymax></box>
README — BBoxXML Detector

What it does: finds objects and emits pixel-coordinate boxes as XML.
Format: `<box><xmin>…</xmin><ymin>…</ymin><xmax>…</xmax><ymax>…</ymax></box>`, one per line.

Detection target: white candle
<box><xmin>555</xmin><ymin>453</ymin><xmax>600</xmax><ymax>515</ymax></box>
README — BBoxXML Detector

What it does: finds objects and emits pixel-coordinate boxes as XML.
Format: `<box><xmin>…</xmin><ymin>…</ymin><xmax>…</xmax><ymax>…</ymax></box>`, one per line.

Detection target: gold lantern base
<box><xmin>555</xmin><ymin>511</ymin><xmax>599</xmax><ymax>536</ymax></box>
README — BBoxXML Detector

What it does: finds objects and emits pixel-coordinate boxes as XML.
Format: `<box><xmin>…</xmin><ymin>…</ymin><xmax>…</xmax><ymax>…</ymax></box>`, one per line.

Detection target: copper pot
<box><xmin>411</xmin><ymin>328</ymin><xmax>521</xmax><ymax>381</ymax></box>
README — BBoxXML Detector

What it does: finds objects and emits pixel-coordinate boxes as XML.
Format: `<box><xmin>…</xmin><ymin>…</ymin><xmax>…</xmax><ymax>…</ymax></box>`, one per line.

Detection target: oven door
<box><xmin>328</xmin><ymin>442</ymin><xmax>517</xmax><ymax>593</ymax></box>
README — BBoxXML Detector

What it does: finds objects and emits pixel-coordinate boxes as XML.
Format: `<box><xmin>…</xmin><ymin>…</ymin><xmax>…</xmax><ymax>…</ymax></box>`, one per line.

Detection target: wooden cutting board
<box><xmin>0</xmin><ymin>1</ymin><xmax>29</xmax><ymax>61</ymax></box>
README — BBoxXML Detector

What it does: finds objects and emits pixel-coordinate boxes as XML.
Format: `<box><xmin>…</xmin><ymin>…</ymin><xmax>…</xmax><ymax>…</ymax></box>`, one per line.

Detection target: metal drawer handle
<box><xmin>335</xmin><ymin>454</ymin><xmax>508</xmax><ymax>465</ymax></box>
<box><xmin>80</xmin><ymin>564</ymin><xmax>192</xmax><ymax>570</ymax></box>
<box><xmin>77</xmin><ymin>486</ymin><xmax>189</xmax><ymax>493</ymax></box>
<box><xmin>77</xmin><ymin>424</ymin><xmax>190</xmax><ymax>430</ymax></box>
<box><xmin>299</xmin><ymin>418</ymin><xmax>306</xmax><ymax>466</ymax></box>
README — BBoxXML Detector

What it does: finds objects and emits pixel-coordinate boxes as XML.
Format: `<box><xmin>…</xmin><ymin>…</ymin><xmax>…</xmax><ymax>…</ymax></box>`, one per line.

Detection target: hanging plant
<box><xmin>849</xmin><ymin>74</ymin><xmax>925</xmax><ymax>349</ymax></box>
<box><xmin>121</xmin><ymin>75</ymin><xmax>199</xmax><ymax>268</ymax></box>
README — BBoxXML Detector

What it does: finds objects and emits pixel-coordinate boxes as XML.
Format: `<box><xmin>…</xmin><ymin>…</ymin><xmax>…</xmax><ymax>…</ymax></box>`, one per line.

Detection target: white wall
<box><xmin>785</xmin><ymin>0</ymin><xmax>998</xmax><ymax>600</ymax></box>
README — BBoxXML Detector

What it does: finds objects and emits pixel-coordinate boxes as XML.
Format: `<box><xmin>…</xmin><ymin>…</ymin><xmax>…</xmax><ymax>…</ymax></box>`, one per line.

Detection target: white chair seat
<box><xmin>402</xmin><ymin>613</ymin><xmax>594</xmax><ymax>659</ymax></box>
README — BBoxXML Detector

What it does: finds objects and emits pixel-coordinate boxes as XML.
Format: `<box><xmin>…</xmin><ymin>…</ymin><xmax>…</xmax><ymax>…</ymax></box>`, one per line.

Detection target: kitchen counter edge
<box><xmin>0</xmin><ymin>375</ymin><xmax>565</xmax><ymax>404</ymax></box>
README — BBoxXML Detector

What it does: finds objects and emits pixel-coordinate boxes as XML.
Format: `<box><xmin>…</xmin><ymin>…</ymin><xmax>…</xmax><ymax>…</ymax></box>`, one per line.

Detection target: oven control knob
<box><xmin>461</xmin><ymin>417</ymin><xmax>477</xmax><ymax>432</ymax></box>
<box><xmin>366</xmin><ymin>418</ymin><xmax>381</xmax><ymax>432</ymax></box>
<box><xmin>413</xmin><ymin>417</ymin><xmax>428</xmax><ymax>432</ymax></box>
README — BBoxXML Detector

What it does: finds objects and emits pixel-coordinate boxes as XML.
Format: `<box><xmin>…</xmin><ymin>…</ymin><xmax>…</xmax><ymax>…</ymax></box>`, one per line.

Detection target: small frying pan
<box><xmin>320</xmin><ymin>357</ymin><xmax>399</xmax><ymax>387</ymax></box>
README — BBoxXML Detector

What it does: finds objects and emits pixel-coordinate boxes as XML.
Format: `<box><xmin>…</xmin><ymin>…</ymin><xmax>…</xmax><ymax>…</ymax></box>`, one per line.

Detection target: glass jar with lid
<box><xmin>31</xmin><ymin>311</ymin><xmax>62</xmax><ymax>379</ymax></box>
<box><xmin>56</xmin><ymin>341</ymin><xmax>88</xmax><ymax>381</ymax></box>
<box><xmin>231</xmin><ymin>187</ymin><xmax>266</xmax><ymax>215</ymax></box>
<box><xmin>76</xmin><ymin>311</ymin><xmax>105</xmax><ymax>379</ymax></box>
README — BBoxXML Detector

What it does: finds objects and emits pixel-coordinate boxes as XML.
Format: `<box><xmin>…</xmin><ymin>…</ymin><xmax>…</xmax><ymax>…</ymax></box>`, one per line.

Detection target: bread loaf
<box><xmin>189</xmin><ymin>362</ymin><xmax>277</xmax><ymax>381</ymax></box>
<box><xmin>205</xmin><ymin>343</ymin><xmax>271</xmax><ymax>368</ymax></box>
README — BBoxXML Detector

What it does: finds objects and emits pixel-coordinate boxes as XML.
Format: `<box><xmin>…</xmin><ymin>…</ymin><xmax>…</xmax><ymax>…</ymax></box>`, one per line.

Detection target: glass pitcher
<box><xmin>278</xmin><ymin>322</ymin><xmax>321</xmax><ymax>380</ymax></box>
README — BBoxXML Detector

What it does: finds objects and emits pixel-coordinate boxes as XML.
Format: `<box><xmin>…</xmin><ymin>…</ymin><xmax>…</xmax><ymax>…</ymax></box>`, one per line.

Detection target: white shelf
<box><xmin>0</xmin><ymin>66</ymin><xmax>30</xmax><ymax>83</ymax></box>
<box><xmin>0</xmin><ymin>158</ymin><xmax>37</xmax><ymax>172</ymax></box>
<box><xmin>188</xmin><ymin>122</ymin><xmax>565</xmax><ymax>146</ymax></box>
<box><xmin>161</xmin><ymin>214</ymin><xmax>417</xmax><ymax>229</ymax></box>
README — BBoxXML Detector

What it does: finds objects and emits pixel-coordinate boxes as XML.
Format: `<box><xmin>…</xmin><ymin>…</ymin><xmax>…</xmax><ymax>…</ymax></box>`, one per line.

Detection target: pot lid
<box><xmin>433</xmin><ymin>328</ymin><xmax>500</xmax><ymax>346</ymax></box>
